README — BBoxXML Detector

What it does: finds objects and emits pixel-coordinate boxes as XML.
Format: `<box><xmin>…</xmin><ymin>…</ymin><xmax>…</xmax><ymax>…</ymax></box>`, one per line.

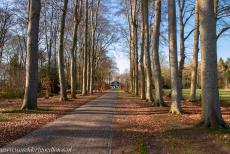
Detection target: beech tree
<box><xmin>177</xmin><ymin>0</ymin><xmax>195</xmax><ymax>99</ymax></box>
<box><xmin>57</xmin><ymin>0</ymin><xmax>68</xmax><ymax>102</ymax></box>
<box><xmin>168</xmin><ymin>0</ymin><xmax>182</xmax><ymax>114</ymax></box>
<box><xmin>89</xmin><ymin>0</ymin><xmax>100</xmax><ymax>94</ymax></box>
<box><xmin>152</xmin><ymin>0</ymin><xmax>164</xmax><ymax>106</ymax></box>
<box><xmin>21</xmin><ymin>0</ymin><xmax>41</xmax><ymax>109</ymax></box>
<box><xmin>82</xmin><ymin>0</ymin><xmax>89</xmax><ymax>96</ymax></box>
<box><xmin>70</xmin><ymin>0</ymin><xmax>83</xmax><ymax>98</ymax></box>
<box><xmin>198</xmin><ymin>0</ymin><xmax>227</xmax><ymax>129</ymax></box>
<box><xmin>142</xmin><ymin>0</ymin><xmax>153</xmax><ymax>102</ymax></box>
<box><xmin>190</xmin><ymin>0</ymin><xmax>199</xmax><ymax>101</ymax></box>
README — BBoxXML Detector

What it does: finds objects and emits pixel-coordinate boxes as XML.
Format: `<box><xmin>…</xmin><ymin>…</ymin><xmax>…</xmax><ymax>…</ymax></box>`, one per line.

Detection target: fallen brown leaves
<box><xmin>113</xmin><ymin>92</ymin><xmax>230</xmax><ymax>154</ymax></box>
<box><xmin>0</xmin><ymin>93</ymin><xmax>103</xmax><ymax>147</ymax></box>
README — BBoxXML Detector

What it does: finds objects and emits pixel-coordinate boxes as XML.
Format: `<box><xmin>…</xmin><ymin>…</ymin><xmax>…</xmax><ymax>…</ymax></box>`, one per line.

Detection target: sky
<box><xmin>106</xmin><ymin>0</ymin><xmax>230</xmax><ymax>74</ymax></box>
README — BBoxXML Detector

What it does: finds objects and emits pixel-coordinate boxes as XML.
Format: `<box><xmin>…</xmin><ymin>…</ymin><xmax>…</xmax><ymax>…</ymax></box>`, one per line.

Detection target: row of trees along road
<box><xmin>122</xmin><ymin>0</ymin><xmax>229</xmax><ymax>129</ymax></box>
<box><xmin>0</xmin><ymin>0</ymin><xmax>230</xmax><ymax>129</ymax></box>
<box><xmin>0</xmin><ymin>0</ymin><xmax>118</xmax><ymax>107</ymax></box>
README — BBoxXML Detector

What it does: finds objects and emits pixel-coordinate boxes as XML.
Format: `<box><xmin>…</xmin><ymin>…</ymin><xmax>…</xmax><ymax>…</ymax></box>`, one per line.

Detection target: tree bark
<box><xmin>142</xmin><ymin>0</ymin><xmax>154</xmax><ymax>102</ymax></box>
<box><xmin>57</xmin><ymin>0</ymin><xmax>68</xmax><ymax>102</ymax></box>
<box><xmin>178</xmin><ymin>0</ymin><xmax>185</xmax><ymax>100</ymax></box>
<box><xmin>82</xmin><ymin>0</ymin><xmax>88</xmax><ymax>96</ymax></box>
<box><xmin>198</xmin><ymin>0</ymin><xmax>227</xmax><ymax>129</ymax></box>
<box><xmin>70</xmin><ymin>0</ymin><xmax>81</xmax><ymax>98</ymax></box>
<box><xmin>89</xmin><ymin>0</ymin><xmax>100</xmax><ymax>94</ymax></box>
<box><xmin>21</xmin><ymin>0</ymin><xmax>41</xmax><ymax>109</ymax></box>
<box><xmin>190</xmin><ymin>0</ymin><xmax>199</xmax><ymax>101</ymax></box>
<box><xmin>130</xmin><ymin>0</ymin><xmax>138</xmax><ymax>96</ymax></box>
<box><xmin>152</xmin><ymin>0</ymin><xmax>164</xmax><ymax>106</ymax></box>
<box><xmin>168</xmin><ymin>0</ymin><xmax>182</xmax><ymax>114</ymax></box>
<box><xmin>140</xmin><ymin>17</ymin><xmax>146</xmax><ymax>100</ymax></box>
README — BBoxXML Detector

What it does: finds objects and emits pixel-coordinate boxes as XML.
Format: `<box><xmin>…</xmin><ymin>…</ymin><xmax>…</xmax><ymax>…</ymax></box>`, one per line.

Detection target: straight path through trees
<box><xmin>2</xmin><ymin>92</ymin><xmax>117</xmax><ymax>154</ymax></box>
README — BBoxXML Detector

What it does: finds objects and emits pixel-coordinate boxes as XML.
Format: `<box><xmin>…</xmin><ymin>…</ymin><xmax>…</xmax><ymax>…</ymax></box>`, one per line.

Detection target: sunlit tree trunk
<box><xmin>142</xmin><ymin>0</ymin><xmax>153</xmax><ymax>102</ymax></box>
<box><xmin>21</xmin><ymin>0</ymin><xmax>41</xmax><ymax>109</ymax></box>
<box><xmin>82</xmin><ymin>0</ymin><xmax>88</xmax><ymax>95</ymax></box>
<box><xmin>140</xmin><ymin>19</ymin><xmax>146</xmax><ymax>100</ymax></box>
<box><xmin>168</xmin><ymin>0</ymin><xmax>182</xmax><ymax>114</ymax></box>
<box><xmin>178</xmin><ymin>0</ymin><xmax>185</xmax><ymax>100</ymax></box>
<box><xmin>198</xmin><ymin>0</ymin><xmax>227</xmax><ymax>129</ymax></box>
<box><xmin>152</xmin><ymin>0</ymin><xmax>164</xmax><ymax>106</ymax></box>
<box><xmin>89</xmin><ymin>0</ymin><xmax>100</xmax><ymax>94</ymax></box>
<box><xmin>57</xmin><ymin>0</ymin><xmax>68</xmax><ymax>102</ymax></box>
<box><xmin>71</xmin><ymin>0</ymin><xmax>82</xmax><ymax>98</ymax></box>
<box><xmin>130</xmin><ymin>0</ymin><xmax>138</xmax><ymax>96</ymax></box>
<box><xmin>190</xmin><ymin>0</ymin><xmax>199</xmax><ymax>101</ymax></box>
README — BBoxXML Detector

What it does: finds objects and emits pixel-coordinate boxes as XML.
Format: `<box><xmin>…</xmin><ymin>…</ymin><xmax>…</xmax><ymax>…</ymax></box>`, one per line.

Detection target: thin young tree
<box><xmin>141</xmin><ymin>0</ymin><xmax>153</xmax><ymax>102</ymax></box>
<box><xmin>57</xmin><ymin>0</ymin><xmax>68</xmax><ymax>101</ymax></box>
<box><xmin>190</xmin><ymin>0</ymin><xmax>199</xmax><ymax>101</ymax></box>
<box><xmin>168</xmin><ymin>0</ymin><xmax>182</xmax><ymax>114</ymax></box>
<box><xmin>152</xmin><ymin>0</ymin><xmax>164</xmax><ymax>106</ymax></box>
<box><xmin>177</xmin><ymin>0</ymin><xmax>195</xmax><ymax>99</ymax></box>
<box><xmin>21</xmin><ymin>0</ymin><xmax>41</xmax><ymax>109</ymax></box>
<box><xmin>198</xmin><ymin>0</ymin><xmax>228</xmax><ymax>129</ymax></box>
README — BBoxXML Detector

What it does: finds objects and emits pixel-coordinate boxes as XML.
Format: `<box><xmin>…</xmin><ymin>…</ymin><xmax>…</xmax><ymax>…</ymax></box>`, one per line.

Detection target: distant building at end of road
<box><xmin>110</xmin><ymin>81</ymin><xmax>120</xmax><ymax>89</ymax></box>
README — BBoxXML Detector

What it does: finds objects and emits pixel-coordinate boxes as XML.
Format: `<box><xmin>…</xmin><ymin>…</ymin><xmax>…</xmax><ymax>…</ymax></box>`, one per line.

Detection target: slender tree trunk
<box><xmin>89</xmin><ymin>0</ymin><xmax>94</xmax><ymax>94</ymax></box>
<box><xmin>140</xmin><ymin>21</ymin><xmax>146</xmax><ymax>100</ymax></box>
<box><xmin>168</xmin><ymin>0</ymin><xmax>182</xmax><ymax>114</ymax></box>
<box><xmin>57</xmin><ymin>0</ymin><xmax>68</xmax><ymax>102</ymax></box>
<box><xmin>190</xmin><ymin>0</ymin><xmax>199</xmax><ymax>101</ymax></box>
<box><xmin>178</xmin><ymin>2</ymin><xmax>185</xmax><ymax>100</ymax></box>
<box><xmin>89</xmin><ymin>0</ymin><xmax>100</xmax><ymax>94</ymax></box>
<box><xmin>70</xmin><ymin>2</ymin><xmax>80</xmax><ymax>98</ymax></box>
<box><xmin>130</xmin><ymin>0</ymin><xmax>138</xmax><ymax>96</ymax></box>
<box><xmin>21</xmin><ymin>0</ymin><xmax>41</xmax><ymax>110</ymax></box>
<box><xmin>198</xmin><ymin>0</ymin><xmax>227</xmax><ymax>129</ymax></box>
<box><xmin>82</xmin><ymin>0</ymin><xmax>88</xmax><ymax>96</ymax></box>
<box><xmin>129</xmin><ymin>32</ymin><xmax>134</xmax><ymax>94</ymax></box>
<box><xmin>87</xmin><ymin>44</ymin><xmax>91</xmax><ymax>92</ymax></box>
<box><xmin>142</xmin><ymin>0</ymin><xmax>154</xmax><ymax>102</ymax></box>
<box><xmin>152</xmin><ymin>0</ymin><xmax>164</xmax><ymax>106</ymax></box>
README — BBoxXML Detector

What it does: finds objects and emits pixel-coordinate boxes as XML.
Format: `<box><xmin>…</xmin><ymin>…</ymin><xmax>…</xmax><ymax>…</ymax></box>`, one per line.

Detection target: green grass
<box><xmin>0</xmin><ymin>116</ymin><xmax>14</xmax><ymax>122</ymax></box>
<box><xmin>163</xmin><ymin>89</ymin><xmax>230</xmax><ymax>102</ymax></box>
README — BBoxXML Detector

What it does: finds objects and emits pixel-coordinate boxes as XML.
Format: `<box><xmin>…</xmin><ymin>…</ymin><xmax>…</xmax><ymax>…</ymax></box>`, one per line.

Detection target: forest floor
<box><xmin>113</xmin><ymin>92</ymin><xmax>230</xmax><ymax>154</ymax></box>
<box><xmin>0</xmin><ymin>93</ymin><xmax>103</xmax><ymax>147</ymax></box>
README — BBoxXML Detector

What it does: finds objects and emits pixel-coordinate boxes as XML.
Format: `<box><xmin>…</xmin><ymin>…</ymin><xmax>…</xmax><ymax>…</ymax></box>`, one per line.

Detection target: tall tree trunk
<box><xmin>87</xmin><ymin>44</ymin><xmax>91</xmax><ymax>92</ymax></box>
<box><xmin>130</xmin><ymin>0</ymin><xmax>138</xmax><ymax>96</ymax></box>
<box><xmin>168</xmin><ymin>0</ymin><xmax>182</xmax><ymax>114</ymax></box>
<box><xmin>152</xmin><ymin>0</ymin><xmax>164</xmax><ymax>106</ymax></box>
<box><xmin>190</xmin><ymin>0</ymin><xmax>199</xmax><ymax>101</ymax></box>
<box><xmin>140</xmin><ymin>18</ymin><xmax>146</xmax><ymax>100</ymax></box>
<box><xmin>178</xmin><ymin>0</ymin><xmax>185</xmax><ymax>100</ymax></box>
<box><xmin>89</xmin><ymin>0</ymin><xmax>100</xmax><ymax>94</ymax></box>
<box><xmin>82</xmin><ymin>0</ymin><xmax>88</xmax><ymax>95</ymax></box>
<box><xmin>198</xmin><ymin>0</ymin><xmax>227</xmax><ymax>129</ymax></box>
<box><xmin>57</xmin><ymin>0</ymin><xmax>68</xmax><ymax>102</ymax></box>
<box><xmin>89</xmin><ymin>0</ymin><xmax>94</xmax><ymax>95</ymax></box>
<box><xmin>70</xmin><ymin>1</ymin><xmax>80</xmax><ymax>98</ymax></box>
<box><xmin>21</xmin><ymin>0</ymin><xmax>41</xmax><ymax>109</ymax></box>
<box><xmin>129</xmin><ymin>33</ymin><xmax>134</xmax><ymax>94</ymax></box>
<box><xmin>142</xmin><ymin>0</ymin><xmax>154</xmax><ymax>102</ymax></box>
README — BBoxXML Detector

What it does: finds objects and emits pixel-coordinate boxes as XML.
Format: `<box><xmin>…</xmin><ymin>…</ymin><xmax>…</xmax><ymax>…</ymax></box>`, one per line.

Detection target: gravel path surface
<box><xmin>1</xmin><ymin>92</ymin><xmax>117</xmax><ymax>154</ymax></box>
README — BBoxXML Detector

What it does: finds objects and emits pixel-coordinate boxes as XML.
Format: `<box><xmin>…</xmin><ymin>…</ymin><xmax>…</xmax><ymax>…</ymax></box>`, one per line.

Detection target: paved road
<box><xmin>1</xmin><ymin>92</ymin><xmax>117</xmax><ymax>154</ymax></box>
